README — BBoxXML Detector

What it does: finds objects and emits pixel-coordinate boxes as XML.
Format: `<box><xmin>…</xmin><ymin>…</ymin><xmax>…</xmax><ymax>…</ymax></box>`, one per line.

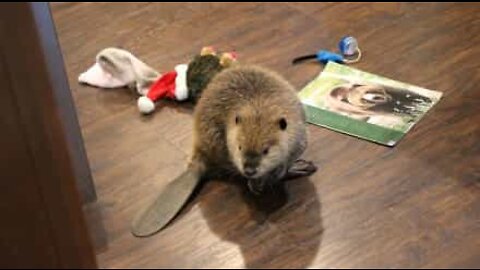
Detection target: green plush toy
<box><xmin>186</xmin><ymin>46</ymin><xmax>237</xmax><ymax>103</ymax></box>
<box><xmin>79</xmin><ymin>46</ymin><xmax>238</xmax><ymax>114</ymax></box>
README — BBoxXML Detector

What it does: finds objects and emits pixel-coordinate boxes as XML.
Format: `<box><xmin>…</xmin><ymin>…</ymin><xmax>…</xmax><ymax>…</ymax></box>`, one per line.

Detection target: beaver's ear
<box><xmin>220</xmin><ymin>52</ymin><xmax>237</xmax><ymax>67</ymax></box>
<box><xmin>200</xmin><ymin>46</ymin><xmax>216</xmax><ymax>56</ymax></box>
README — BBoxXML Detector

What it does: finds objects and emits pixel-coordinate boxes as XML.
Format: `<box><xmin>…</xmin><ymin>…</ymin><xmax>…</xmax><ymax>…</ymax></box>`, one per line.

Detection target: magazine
<box><xmin>298</xmin><ymin>62</ymin><xmax>442</xmax><ymax>146</ymax></box>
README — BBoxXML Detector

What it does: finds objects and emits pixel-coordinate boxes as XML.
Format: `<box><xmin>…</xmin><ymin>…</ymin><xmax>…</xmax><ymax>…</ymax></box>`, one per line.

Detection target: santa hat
<box><xmin>137</xmin><ymin>64</ymin><xmax>189</xmax><ymax>114</ymax></box>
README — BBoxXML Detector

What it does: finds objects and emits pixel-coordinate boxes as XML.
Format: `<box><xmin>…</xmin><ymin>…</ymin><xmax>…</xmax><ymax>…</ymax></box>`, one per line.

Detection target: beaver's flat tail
<box><xmin>131</xmin><ymin>168</ymin><xmax>201</xmax><ymax>237</ymax></box>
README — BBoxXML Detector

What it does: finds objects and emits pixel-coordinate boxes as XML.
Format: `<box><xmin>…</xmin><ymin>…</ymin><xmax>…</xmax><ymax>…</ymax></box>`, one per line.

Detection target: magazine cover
<box><xmin>298</xmin><ymin>62</ymin><xmax>443</xmax><ymax>146</ymax></box>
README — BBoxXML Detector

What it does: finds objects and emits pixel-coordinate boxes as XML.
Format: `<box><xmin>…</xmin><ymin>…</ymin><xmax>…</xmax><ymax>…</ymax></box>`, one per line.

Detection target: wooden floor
<box><xmin>51</xmin><ymin>3</ymin><xmax>480</xmax><ymax>268</ymax></box>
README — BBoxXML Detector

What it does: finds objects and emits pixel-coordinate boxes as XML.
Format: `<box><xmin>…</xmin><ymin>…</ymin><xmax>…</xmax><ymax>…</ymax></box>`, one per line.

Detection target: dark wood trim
<box><xmin>0</xmin><ymin>2</ymin><xmax>97</xmax><ymax>268</ymax></box>
<box><xmin>41</xmin><ymin>2</ymin><xmax>97</xmax><ymax>205</ymax></box>
<box><xmin>43</xmin><ymin>2</ymin><xmax>97</xmax><ymax>205</ymax></box>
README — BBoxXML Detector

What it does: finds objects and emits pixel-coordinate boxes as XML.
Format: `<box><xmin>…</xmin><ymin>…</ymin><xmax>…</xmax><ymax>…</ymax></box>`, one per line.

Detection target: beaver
<box><xmin>132</xmin><ymin>65</ymin><xmax>317</xmax><ymax>237</ymax></box>
<box><xmin>191</xmin><ymin>65</ymin><xmax>316</xmax><ymax>193</ymax></box>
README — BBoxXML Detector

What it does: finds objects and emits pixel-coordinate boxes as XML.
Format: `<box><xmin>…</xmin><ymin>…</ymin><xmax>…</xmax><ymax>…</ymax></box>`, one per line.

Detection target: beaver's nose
<box><xmin>244</xmin><ymin>166</ymin><xmax>257</xmax><ymax>177</ymax></box>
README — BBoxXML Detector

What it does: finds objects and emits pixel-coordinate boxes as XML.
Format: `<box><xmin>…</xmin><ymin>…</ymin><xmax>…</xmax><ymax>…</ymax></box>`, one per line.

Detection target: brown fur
<box><xmin>190</xmin><ymin>65</ymin><xmax>308</xmax><ymax>190</ymax></box>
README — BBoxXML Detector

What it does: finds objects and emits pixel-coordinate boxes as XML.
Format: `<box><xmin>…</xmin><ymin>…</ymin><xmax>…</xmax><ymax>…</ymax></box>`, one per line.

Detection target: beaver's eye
<box><xmin>238</xmin><ymin>146</ymin><xmax>242</xmax><ymax>151</ymax></box>
<box><xmin>262</xmin><ymin>147</ymin><xmax>269</xmax><ymax>155</ymax></box>
<box><xmin>235</xmin><ymin>116</ymin><xmax>241</xmax><ymax>125</ymax></box>
<box><xmin>279</xmin><ymin>118</ymin><xmax>287</xmax><ymax>130</ymax></box>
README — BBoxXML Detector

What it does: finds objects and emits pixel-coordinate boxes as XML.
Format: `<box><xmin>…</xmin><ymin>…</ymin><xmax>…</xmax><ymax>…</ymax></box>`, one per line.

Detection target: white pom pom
<box><xmin>137</xmin><ymin>96</ymin><xmax>155</xmax><ymax>114</ymax></box>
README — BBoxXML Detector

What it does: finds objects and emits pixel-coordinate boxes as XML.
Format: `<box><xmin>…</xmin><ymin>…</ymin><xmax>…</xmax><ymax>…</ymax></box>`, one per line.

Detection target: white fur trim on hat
<box><xmin>137</xmin><ymin>96</ymin><xmax>155</xmax><ymax>114</ymax></box>
<box><xmin>174</xmin><ymin>64</ymin><xmax>188</xmax><ymax>101</ymax></box>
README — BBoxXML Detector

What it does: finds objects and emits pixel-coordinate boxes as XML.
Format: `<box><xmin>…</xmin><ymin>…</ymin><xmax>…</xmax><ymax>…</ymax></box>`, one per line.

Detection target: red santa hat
<box><xmin>137</xmin><ymin>64</ymin><xmax>189</xmax><ymax>114</ymax></box>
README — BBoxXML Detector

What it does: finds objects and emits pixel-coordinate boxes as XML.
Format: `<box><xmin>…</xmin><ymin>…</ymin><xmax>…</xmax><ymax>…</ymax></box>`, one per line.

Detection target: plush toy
<box><xmin>79</xmin><ymin>46</ymin><xmax>237</xmax><ymax>114</ymax></box>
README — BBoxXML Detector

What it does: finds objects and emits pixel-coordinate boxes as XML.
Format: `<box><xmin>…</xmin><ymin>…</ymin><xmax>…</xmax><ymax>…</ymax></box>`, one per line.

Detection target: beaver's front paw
<box><xmin>284</xmin><ymin>159</ymin><xmax>318</xmax><ymax>181</ymax></box>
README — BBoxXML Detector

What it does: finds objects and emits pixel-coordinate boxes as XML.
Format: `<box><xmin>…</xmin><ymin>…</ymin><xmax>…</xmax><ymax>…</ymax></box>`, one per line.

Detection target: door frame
<box><xmin>0</xmin><ymin>2</ymin><xmax>97</xmax><ymax>268</ymax></box>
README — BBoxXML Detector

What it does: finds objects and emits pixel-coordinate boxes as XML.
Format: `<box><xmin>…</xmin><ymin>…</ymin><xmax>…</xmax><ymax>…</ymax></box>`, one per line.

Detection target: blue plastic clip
<box><xmin>316</xmin><ymin>50</ymin><xmax>345</xmax><ymax>64</ymax></box>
